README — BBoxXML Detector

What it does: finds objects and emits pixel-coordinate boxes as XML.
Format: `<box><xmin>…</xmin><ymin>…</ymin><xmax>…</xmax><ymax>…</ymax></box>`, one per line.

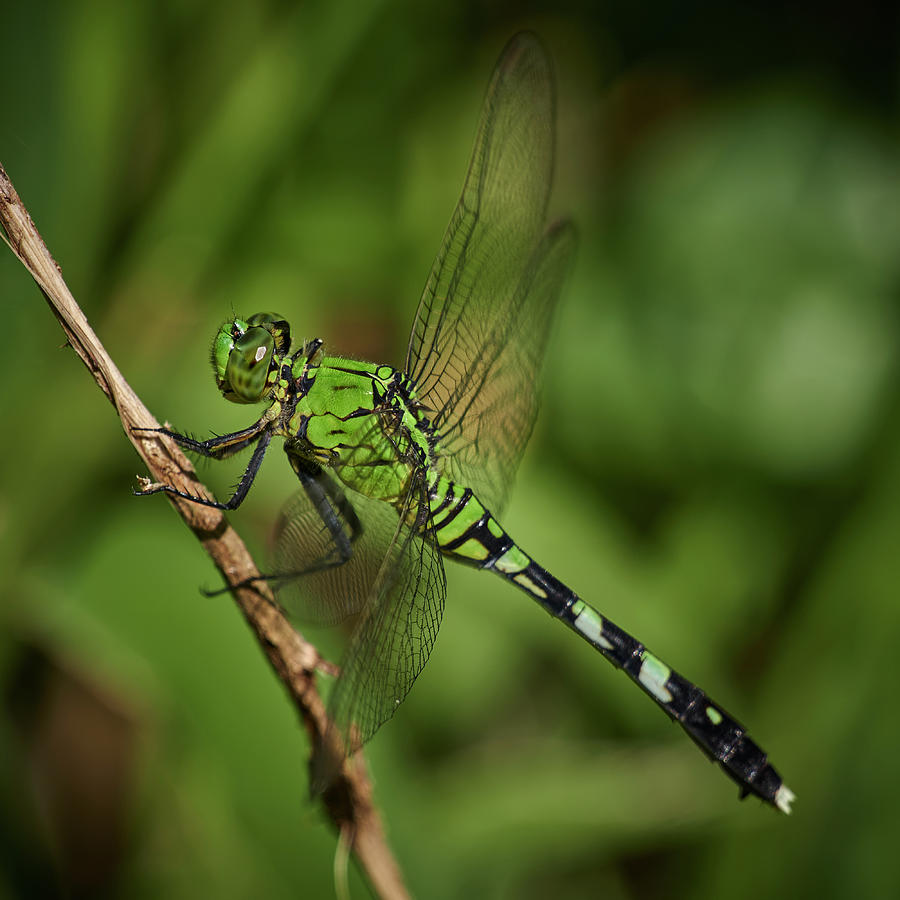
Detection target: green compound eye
<box><xmin>211</xmin><ymin>313</ymin><xmax>289</xmax><ymax>403</ymax></box>
<box><xmin>223</xmin><ymin>326</ymin><xmax>276</xmax><ymax>403</ymax></box>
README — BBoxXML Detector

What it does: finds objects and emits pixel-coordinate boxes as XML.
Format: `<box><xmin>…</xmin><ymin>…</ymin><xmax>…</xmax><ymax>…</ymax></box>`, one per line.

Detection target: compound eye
<box><xmin>224</xmin><ymin>326</ymin><xmax>275</xmax><ymax>403</ymax></box>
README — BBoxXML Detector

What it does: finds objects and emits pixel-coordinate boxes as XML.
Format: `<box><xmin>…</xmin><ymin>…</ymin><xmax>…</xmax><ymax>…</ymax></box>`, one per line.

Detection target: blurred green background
<box><xmin>2</xmin><ymin>1</ymin><xmax>899</xmax><ymax>897</ymax></box>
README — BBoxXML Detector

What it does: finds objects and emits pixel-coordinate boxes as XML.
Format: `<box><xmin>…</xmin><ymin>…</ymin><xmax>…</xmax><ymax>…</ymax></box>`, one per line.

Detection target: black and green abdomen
<box><xmin>428</xmin><ymin>476</ymin><xmax>793</xmax><ymax>812</ymax></box>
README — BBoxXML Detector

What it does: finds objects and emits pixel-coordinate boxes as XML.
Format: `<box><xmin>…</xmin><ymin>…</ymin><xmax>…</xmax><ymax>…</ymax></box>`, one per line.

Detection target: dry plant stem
<box><xmin>0</xmin><ymin>162</ymin><xmax>408</xmax><ymax>900</ymax></box>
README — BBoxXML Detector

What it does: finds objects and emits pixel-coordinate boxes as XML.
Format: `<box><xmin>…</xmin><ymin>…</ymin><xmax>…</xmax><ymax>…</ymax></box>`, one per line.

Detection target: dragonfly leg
<box><xmin>133</xmin><ymin>418</ymin><xmax>270</xmax><ymax>460</ymax></box>
<box><xmin>135</xmin><ymin>430</ymin><xmax>273</xmax><ymax>510</ymax></box>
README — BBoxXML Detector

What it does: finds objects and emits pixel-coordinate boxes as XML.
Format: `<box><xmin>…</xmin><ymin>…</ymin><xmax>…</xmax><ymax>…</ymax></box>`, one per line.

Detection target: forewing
<box><xmin>438</xmin><ymin>221</ymin><xmax>575</xmax><ymax>510</ymax></box>
<box><xmin>405</xmin><ymin>32</ymin><xmax>571</xmax><ymax>512</ymax></box>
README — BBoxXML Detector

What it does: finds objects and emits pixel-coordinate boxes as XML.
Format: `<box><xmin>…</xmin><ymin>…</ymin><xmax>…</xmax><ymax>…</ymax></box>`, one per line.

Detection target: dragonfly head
<box><xmin>211</xmin><ymin>313</ymin><xmax>291</xmax><ymax>404</ymax></box>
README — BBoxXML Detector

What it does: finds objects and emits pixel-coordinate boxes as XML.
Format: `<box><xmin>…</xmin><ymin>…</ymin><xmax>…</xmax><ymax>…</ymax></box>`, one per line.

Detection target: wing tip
<box><xmin>497</xmin><ymin>31</ymin><xmax>552</xmax><ymax>84</ymax></box>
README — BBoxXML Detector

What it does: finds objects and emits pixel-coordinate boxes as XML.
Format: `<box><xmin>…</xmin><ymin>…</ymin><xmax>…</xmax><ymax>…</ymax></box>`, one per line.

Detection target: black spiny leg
<box><xmin>136</xmin><ymin>421</ymin><xmax>270</xmax><ymax>460</ymax></box>
<box><xmin>134</xmin><ymin>423</ymin><xmax>273</xmax><ymax>511</ymax></box>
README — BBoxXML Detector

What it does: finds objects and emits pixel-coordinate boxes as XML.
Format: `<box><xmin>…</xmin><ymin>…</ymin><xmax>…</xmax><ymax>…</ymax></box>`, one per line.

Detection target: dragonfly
<box><xmin>138</xmin><ymin>33</ymin><xmax>793</xmax><ymax>814</ymax></box>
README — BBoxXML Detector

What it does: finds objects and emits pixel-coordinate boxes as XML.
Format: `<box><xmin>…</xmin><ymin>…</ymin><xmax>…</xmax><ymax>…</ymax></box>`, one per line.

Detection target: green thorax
<box><xmin>208</xmin><ymin>312</ymin><xmax>459</xmax><ymax>515</ymax></box>
<box><xmin>283</xmin><ymin>354</ymin><xmax>438</xmax><ymax>506</ymax></box>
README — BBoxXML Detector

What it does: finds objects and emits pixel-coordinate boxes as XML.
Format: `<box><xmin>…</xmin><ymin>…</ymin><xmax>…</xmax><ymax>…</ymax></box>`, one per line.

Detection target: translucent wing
<box><xmin>306</xmin><ymin>476</ymin><xmax>446</xmax><ymax>789</ymax></box>
<box><xmin>271</xmin><ymin>444</ymin><xmax>446</xmax><ymax>787</ymax></box>
<box><xmin>434</xmin><ymin>223</ymin><xmax>574</xmax><ymax>513</ymax></box>
<box><xmin>405</xmin><ymin>33</ymin><xmax>575</xmax><ymax>513</ymax></box>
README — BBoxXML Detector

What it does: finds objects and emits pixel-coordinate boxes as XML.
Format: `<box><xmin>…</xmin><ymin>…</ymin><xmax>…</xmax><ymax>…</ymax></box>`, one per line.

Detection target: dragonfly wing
<box><xmin>438</xmin><ymin>221</ymin><xmax>575</xmax><ymax>512</ymax></box>
<box><xmin>405</xmin><ymin>32</ymin><xmax>573</xmax><ymax>513</ymax></box>
<box><xmin>312</xmin><ymin>476</ymin><xmax>446</xmax><ymax>789</ymax></box>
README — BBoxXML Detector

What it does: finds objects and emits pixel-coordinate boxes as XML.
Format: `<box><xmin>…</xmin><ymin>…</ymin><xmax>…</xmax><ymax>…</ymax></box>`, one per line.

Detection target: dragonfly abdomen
<box><xmin>429</xmin><ymin>480</ymin><xmax>793</xmax><ymax>813</ymax></box>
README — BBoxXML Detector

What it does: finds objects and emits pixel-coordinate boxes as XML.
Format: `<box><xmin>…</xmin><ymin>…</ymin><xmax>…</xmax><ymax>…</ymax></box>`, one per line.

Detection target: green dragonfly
<box><xmin>138</xmin><ymin>33</ymin><xmax>793</xmax><ymax>813</ymax></box>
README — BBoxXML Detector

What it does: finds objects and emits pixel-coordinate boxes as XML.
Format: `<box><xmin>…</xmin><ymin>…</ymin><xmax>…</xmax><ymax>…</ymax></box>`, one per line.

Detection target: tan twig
<box><xmin>0</xmin><ymin>162</ymin><xmax>408</xmax><ymax>900</ymax></box>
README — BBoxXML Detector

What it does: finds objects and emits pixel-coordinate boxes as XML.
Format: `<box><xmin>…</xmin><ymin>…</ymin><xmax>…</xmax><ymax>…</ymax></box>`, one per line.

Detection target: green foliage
<box><xmin>2</xmin><ymin>1</ymin><xmax>899</xmax><ymax>897</ymax></box>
